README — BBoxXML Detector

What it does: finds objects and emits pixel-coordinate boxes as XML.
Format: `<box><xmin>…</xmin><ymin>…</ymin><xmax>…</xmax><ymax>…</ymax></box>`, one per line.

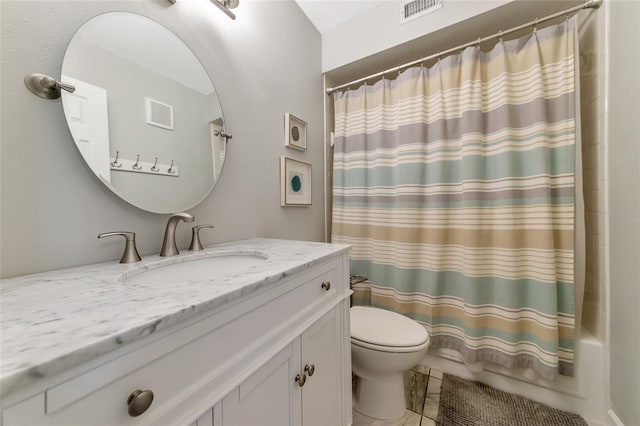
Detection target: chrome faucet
<box><xmin>160</xmin><ymin>212</ymin><xmax>195</xmax><ymax>257</ymax></box>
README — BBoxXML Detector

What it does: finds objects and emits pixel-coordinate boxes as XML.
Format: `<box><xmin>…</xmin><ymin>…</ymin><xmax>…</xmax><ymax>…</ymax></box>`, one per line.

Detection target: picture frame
<box><xmin>280</xmin><ymin>156</ymin><xmax>311</xmax><ymax>206</ymax></box>
<box><xmin>284</xmin><ymin>113</ymin><xmax>307</xmax><ymax>151</ymax></box>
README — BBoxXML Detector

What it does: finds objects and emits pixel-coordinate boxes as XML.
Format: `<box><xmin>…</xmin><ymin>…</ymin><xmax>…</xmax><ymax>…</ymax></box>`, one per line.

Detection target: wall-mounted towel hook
<box><xmin>111</xmin><ymin>151</ymin><xmax>122</xmax><ymax>168</ymax></box>
<box><xmin>132</xmin><ymin>154</ymin><xmax>142</xmax><ymax>170</ymax></box>
<box><xmin>24</xmin><ymin>73</ymin><xmax>75</xmax><ymax>100</ymax></box>
<box><xmin>150</xmin><ymin>157</ymin><xmax>160</xmax><ymax>172</ymax></box>
<box><xmin>167</xmin><ymin>160</ymin><xmax>176</xmax><ymax>174</ymax></box>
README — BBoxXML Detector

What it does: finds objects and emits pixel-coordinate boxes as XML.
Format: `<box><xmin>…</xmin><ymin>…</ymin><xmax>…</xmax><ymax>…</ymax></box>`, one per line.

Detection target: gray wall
<box><xmin>607</xmin><ymin>1</ymin><xmax>640</xmax><ymax>424</ymax></box>
<box><xmin>1</xmin><ymin>0</ymin><xmax>324</xmax><ymax>278</ymax></box>
<box><xmin>66</xmin><ymin>39</ymin><xmax>214</xmax><ymax>213</ymax></box>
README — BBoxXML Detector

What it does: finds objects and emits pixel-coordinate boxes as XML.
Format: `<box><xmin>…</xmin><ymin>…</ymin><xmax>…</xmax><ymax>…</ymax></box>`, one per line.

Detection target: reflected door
<box><xmin>61</xmin><ymin>76</ymin><xmax>111</xmax><ymax>182</ymax></box>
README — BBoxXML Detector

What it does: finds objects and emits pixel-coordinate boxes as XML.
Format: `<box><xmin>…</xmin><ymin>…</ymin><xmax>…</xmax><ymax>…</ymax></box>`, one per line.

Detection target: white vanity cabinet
<box><xmin>1</xmin><ymin>249</ymin><xmax>352</xmax><ymax>426</ymax></box>
<box><xmin>221</xmin><ymin>306</ymin><xmax>341</xmax><ymax>426</ymax></box>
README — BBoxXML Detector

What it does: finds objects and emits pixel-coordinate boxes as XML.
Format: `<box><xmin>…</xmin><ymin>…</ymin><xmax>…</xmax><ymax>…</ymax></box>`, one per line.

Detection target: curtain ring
<box><xmin>476</xmin><ymin>38</ymin><xmax>481</xmax><ymax>49</ymax></box>
<box><xmin>533</xmin><ymin>18</ymin><xmax>538</xmax><ymax>32</ymax></box>
<box><xmin>498</xmin><ymin>30</ymin><xmax>503</xmax><ymax>42</ymax></box>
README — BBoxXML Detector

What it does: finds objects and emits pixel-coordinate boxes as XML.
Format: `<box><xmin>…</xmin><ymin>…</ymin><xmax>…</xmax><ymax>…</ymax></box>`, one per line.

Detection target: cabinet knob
<box><xmin>127</xmin><ymin>389</ymin><xmax>154</xmax><ymax>417</ymax></box>
<box><xmin>304</xmin><ymin>363</ymin><xmax>315</xmax><ymax>376</ymax></box>
<box><xmin>321</xmin><ymin>281</ymin><xmax>331</xmax><ymax>291</ymax></box>
<box><xmin>295</xmin><ymin>373</ymin><xmax>307</xmax><ymax>387</ymax></box>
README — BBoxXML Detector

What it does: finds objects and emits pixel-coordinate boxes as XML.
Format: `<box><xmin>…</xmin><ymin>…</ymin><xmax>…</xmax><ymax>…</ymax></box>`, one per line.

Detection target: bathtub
<box><xmin>418</xmin><ymin>329</ymin><xmax>605</xmax><ymax>425</ymax></box>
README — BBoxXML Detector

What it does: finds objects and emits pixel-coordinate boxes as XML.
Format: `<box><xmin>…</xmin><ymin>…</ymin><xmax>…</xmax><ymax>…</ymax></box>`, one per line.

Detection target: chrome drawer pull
<box><xmin>127</xmin><ymin>389</ymin><xmax>154</xmax><ymax>417</ymax></box>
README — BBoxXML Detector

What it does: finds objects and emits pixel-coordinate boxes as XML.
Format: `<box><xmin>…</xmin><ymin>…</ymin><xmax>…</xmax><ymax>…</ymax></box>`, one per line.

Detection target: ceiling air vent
<box><xmin>401</xmin><ymin>0</ymin><xmax>443</xmax><ymax>24</ymax></box>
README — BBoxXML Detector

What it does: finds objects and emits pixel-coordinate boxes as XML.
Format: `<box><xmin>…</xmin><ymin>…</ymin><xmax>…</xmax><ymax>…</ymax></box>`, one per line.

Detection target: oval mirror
<box><xmin>61</xmin><ymin>12</ymin><xmax>226</xmax><ymax>214</ymax></box>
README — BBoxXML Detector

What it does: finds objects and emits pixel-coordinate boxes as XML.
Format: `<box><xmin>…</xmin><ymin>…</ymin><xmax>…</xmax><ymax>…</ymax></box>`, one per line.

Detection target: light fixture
<box><xmin>167</xmin><ymin>0</ymin><xmax>239</xmax><ymax>20</ymax></box>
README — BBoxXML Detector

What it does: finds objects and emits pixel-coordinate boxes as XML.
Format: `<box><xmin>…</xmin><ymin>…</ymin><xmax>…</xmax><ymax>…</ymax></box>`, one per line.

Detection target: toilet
<box><xmin>351</xmin><ymin>306</ymin><xmax>430</xmax><ymax>420</ymax></box>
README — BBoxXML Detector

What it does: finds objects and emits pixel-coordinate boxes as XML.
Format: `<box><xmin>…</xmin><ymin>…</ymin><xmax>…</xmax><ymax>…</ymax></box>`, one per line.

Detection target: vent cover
<box><xmin>145</xmin><ymin>97</ymin><xmax>174</xmax><ymax>131</ymax></box>
<box><xmin>401</xmin><ymin>0</ymin><xmax>443</xmax><ymax>23</ymax></box>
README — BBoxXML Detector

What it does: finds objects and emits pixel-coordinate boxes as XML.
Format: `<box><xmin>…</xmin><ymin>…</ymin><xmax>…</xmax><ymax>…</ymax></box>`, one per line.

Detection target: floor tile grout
<box><xmin>352</xmin><ymin>367</ymin><xmax>443</xmax><ymax>426</ymax></box>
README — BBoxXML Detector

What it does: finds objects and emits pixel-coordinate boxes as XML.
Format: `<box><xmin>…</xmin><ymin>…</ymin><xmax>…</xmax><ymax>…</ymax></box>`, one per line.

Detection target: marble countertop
<box><xmin>0</xmin><ymin>238</ymin><xmax>350</xmax><ymax>396</ymax></box>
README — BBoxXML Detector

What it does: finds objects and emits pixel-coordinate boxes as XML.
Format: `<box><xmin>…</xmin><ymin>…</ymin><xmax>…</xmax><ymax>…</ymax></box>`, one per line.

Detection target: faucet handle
<box><xmin>189</xmin><ymin>225</ymin><xmax>214</xmax><ymax>251</ymax></box>
<box><xmin>98</xmin><ymin>231</ymin><xmax>142</xmax><ymax>263</ymax></box>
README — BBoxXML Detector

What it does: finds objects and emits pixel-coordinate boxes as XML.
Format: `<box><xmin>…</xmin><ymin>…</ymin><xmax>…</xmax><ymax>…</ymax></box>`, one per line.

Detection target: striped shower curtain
<box><xmin>332</xmin><ymin>20</ymin><xmax>582</xmax><ymax>380</ymax></box>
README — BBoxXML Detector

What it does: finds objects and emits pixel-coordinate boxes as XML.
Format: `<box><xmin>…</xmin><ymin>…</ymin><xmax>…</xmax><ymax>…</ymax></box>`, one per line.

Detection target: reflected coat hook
<box><xmin>111</xmin><ymin>151</ymin><xmax>122</xmax><ymax>168</ymax></box>
<box><xmin>132</xmin><ymin>154</ymin><xmax>142</xmax><ymax>170</ymax></box>
<box><xmin>24</xmin><ymin>73</ymin><xmax>75</xmax><ymax>99</ymax></box>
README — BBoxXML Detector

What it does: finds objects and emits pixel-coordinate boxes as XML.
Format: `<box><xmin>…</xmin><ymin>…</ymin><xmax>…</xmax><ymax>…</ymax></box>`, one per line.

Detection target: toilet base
<box><xmin>353</xmin><ymin>373</ymin><xmax>407</xmax><ymax>420</ymax></box>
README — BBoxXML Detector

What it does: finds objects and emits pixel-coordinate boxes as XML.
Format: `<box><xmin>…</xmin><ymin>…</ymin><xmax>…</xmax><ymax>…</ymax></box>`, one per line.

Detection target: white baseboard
<box><xmin>606</xmin><ymin>409</ymin><xmax>624</xmax><ymax>426</ymax></box>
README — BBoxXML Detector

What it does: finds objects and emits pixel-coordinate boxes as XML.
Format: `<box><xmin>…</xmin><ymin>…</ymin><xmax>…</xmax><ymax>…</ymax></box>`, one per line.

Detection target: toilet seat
<box><xmin>351</xmin><ymin>336</ymin><xmax>430</xmax><ymax>353</ymax></box>
<box><xmin>351</xmin><ymin>306</ymin><xmax>429</xmax><ymax>353</ymax></box>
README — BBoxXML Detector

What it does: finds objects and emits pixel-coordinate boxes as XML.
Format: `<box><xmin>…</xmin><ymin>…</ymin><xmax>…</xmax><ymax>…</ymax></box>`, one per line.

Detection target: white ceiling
<box><xmin>294</xmin><ymin>0</ymin><xmax>386</xmax><ymax>34</ymax></box>
<box><xmin>74</xmin><ymin>12</ymin><xmax>214</xmax><ymax>95</ymax></box>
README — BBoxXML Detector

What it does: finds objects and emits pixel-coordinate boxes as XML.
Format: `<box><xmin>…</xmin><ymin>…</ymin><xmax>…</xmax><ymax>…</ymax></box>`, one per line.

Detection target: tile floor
<box><xmin>352</xmin><ymin>365</ymin><xmax>443</xmax><ymax>426</ymax></box>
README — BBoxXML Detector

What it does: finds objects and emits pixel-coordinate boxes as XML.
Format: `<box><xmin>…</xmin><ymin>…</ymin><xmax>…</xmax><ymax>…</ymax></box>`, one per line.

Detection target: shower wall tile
<box><xmin>578</xmin><ymin>7</ymin><xmax>607</xmax><ymax>341</ymax></box>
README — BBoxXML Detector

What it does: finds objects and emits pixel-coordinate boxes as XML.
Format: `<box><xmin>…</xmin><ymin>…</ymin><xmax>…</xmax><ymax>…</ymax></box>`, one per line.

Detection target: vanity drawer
<box><xmin>30</xmin><ymin>259</ymin><xmax>341</xmax><ymax>425</ymax></box>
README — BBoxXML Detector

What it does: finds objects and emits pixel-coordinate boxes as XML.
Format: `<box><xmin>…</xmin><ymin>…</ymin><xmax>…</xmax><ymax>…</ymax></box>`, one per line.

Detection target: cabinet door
<box><xmin>188</xmin><ymin>401</ymin><xmax>220</xmax><ymax>426</ymax></box>
<box><xmin>301</xmin><ymin>307</ymin><xmax>340</xmax><ymax>426</ymax></box>
<box><xmin>222</xmin><ymin>342</ymin><xmax>301</xmax><ymax>426</ymax></box>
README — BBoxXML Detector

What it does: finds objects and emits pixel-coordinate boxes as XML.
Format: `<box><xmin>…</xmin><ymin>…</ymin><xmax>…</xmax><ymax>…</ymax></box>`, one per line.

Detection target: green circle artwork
<box><xmin>290</xmin><ymin>175</ymin><xmax>302</xmax><ymax>192</ymax></box>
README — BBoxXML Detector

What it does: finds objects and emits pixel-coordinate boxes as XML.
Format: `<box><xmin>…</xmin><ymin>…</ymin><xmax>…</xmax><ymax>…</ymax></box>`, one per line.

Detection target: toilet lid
<box><xmin>351</xmin><ymin>306</ymin><xmax>429</xmax><ymax>347</ymax></box>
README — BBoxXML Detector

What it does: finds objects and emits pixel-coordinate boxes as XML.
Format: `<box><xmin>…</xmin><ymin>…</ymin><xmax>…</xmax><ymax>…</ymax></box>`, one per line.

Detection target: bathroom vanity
<box><xmin>0</xmin><ymin>239</ymin><xmax>352</xmax><ymax>426</ymax></box>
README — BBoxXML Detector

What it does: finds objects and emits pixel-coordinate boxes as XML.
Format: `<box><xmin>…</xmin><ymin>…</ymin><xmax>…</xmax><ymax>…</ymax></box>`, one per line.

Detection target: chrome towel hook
<box><xmin>167</xmin><ymin>160</ymin><xmax>176</xmax><ymax>174</ymax></box>
<box><xmin>150</xmin><ymin>157</ymin><xmax>160</xmax><ymax>172</ymax></box>
<box><xmin>24</xmin><ymin>73</ymin><xmax>75</xmax><ymax>99</ymax></box>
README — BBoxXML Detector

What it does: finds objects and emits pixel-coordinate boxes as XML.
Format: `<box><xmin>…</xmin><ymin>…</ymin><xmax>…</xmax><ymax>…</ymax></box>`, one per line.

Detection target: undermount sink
<box><xmin>123</xmin><ymin>251</ymin><xmax>269</xmax><ymax>285</ymax></box>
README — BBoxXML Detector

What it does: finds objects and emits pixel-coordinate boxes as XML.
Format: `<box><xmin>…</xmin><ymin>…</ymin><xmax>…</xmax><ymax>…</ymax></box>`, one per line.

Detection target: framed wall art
<box><xmin>284</xmin><ymin>113</ymin><xmax>307</xmax><ymax>151</ymax></box>
<box><xmin>280</xmin><ymin>156</ymin><xmax>311</xmax><ymax>206</ymax></box>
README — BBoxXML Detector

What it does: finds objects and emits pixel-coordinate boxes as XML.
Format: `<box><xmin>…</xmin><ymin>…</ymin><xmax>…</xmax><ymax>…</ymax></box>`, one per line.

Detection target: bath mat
<box><xmin>436</xmin><ymin>373</ymin><xmax>588</xmax><ymax>426</ymax></box>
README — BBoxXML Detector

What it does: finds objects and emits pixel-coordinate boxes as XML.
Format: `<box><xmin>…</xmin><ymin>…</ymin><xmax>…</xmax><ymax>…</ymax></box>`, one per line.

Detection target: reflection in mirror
<box><xmin>61</xmin><ymin>12</ymin><xmax>226</xmax><ymax>213</ymax></box>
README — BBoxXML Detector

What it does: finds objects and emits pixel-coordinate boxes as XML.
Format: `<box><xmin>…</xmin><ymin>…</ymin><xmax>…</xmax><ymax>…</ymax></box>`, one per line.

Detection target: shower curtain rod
<box><xmin>325</xmin><ymin>0</ymin><xmax>602</xmax><ymax>95</ymax></box>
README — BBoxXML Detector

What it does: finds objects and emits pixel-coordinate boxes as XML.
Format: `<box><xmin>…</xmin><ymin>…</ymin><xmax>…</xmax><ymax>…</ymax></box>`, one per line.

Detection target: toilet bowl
<box><xmin>351</xmin><ymin>306</ymin><xmax>430</xmax><ymax>420</ymax></box>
